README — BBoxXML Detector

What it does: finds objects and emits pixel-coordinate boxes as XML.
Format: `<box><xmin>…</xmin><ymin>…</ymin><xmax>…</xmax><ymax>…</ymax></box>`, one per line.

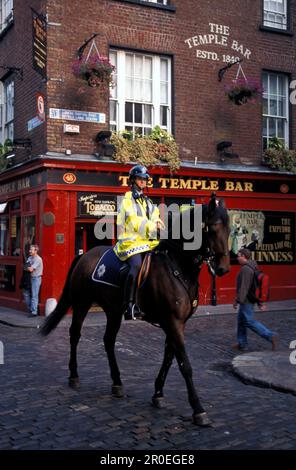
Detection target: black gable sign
<box><xmin>32</xmin><ymin>10</ymin><xmax>47</xmax><ymax>78</ymax></box>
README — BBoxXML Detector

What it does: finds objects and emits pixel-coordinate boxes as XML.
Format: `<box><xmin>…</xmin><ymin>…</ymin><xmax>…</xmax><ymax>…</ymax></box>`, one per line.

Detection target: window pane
<box><xmin>126</xmin><ymin>54</ymin><xmax>133</xmax><ymax>77</ymax></box>
<box><xmin>125</xmin><ymin>102</ymin><xmax>133</xmax><ymax>123</ymax></box>
<box><xmin>278</xmin><ymin>97</ymin><xmax>286</xmax><ymax>116</ymax></box>
<box><xmin>263</xmin><ymin>117</ymin><xmax>268</xmax><ymax>136</ymax></box>
<box><xmin>262</xmin><ymin>96</ymin><xmax>268</xmax><ymax>115</ymax></box>
<box><xmin>135</xmin><ymin>56</ymin><xmax>143</xmax><ymax>78</ymax></box>
<box><xmin>144</xmin><ymin>104</ymin><xmax>152</xmax><ymax>125</ymax></box>
<box><xmin>11</xmin><ymin>215</ymin><xmax>21</xmax><ymax>256</ymax></box>
<box><xmin>277</xmin><ymin>119</ymin><xmax>285</xmax><ymax>138</ymax></box>
<box><xmin>5</xmin><ymin>80</ymin><xmax>14</xmax><ymax>123</ymax></box>
<box><xmin>161</xmin><ymin>59</ymin><xmax>168</xmax><ymax>81</ymax></box>
<box><xmin>144</xmin><ymin>57</ymin><xmax>152</xmax><ymax>79</ymax></box>
<box><xmin>270</xmin><ymin>98</ymin><xmax>277</xmax><ymax>115</ymax></box>
<box><xmin>160</xmin><ymin>106</ymin><xmax>168</xmax><ymax>126</ymax></box>
<box><xmin>134</xmin><ymin>126</ymin><xmax>142</xmax><ymax>136</ymax></box>
<box><xmin>135</xmin><ymin>103</ymin><xmax>142</xmax><ymax>123</ymax></box>
<box><xmin>161</xmin><ymin>83</ymin><xmax>168</xmax><ymax>104</ymax></box>
<box><xmin>0</xmin><ymin>217</ymin><xmax>9</xmax><ymax>256</ymax></box>
<box><xmin>110</xmin><ymin>100</ymin><xmax>116</xmax><ymax>122</ymax></box>
<box><xmin>23</xmin><ymin>216</ymin><xmax>36</xmax><ymax>259</ymax></box>
<box><xmin>125</xmin><ymin>78</ymin><xmax>133</xmax><ymax>100</ymax></box>
<box><xmin>143</xmin><ymin>80</ymin><xmax>152</xmax><ymax>102</ymax></box>
<box><xmin>134</xmin><ymin>79</ymin><xmax>142</xmax><ymax>101</ymax></box>
<box><xmin>269</xmin><ymin>118</ymin><xmax>276</xmax><ymax>137</ymax></box>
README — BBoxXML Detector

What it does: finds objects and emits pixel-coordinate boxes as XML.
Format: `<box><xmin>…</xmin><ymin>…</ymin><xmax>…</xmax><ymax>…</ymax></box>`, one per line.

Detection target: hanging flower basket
<box><xmin>72</xmin><ymin>55</ymin><xmax>115</xmax><ymax>89</ymax></box>
<box><xmin>225</xmin><ymin>78</ymin><xmax>263</xmax><ymax>106</ymax></box>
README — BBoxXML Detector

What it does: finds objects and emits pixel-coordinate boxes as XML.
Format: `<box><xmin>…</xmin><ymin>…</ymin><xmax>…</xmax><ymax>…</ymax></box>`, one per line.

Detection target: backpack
<box><xmin>248</xmin><ymin>268</ymin><xmax>270</xmax><ymax>304</ymax></box>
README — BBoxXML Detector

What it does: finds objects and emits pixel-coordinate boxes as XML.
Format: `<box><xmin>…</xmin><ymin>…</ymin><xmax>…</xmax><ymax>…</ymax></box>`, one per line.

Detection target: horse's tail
<box><xmin>40</xmin><ymin>255</ymin><xmax>82</xmax><ymax>336</ymax></box>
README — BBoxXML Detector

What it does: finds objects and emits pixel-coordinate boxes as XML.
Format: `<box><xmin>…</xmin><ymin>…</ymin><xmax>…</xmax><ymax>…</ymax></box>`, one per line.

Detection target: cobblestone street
<box><xmin>0</xmin><ymin>310</ymin><xmax>296</xmax><ymax>450</ymax></box>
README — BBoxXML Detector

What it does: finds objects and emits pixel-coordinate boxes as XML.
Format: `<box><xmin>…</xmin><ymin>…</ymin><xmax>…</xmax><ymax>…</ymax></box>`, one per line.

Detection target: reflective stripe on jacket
<box><xmin>114</xmin><ymin>191</ymin><xmax>161</xmax><ymax>261</ymax></box>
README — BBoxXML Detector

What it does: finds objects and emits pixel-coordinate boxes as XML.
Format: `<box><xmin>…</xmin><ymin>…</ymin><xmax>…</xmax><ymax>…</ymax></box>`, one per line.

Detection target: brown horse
<box><xmin>41</xmin><ymin>194</ymin><xmax>230</xmax><ymax>426</ymax></box>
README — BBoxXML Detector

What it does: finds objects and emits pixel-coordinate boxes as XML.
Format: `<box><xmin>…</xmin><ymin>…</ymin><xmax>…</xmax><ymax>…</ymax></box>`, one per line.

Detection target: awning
<box><xmin>0</xmin><ymin>202</ymin><xmax>8</xmax><ymax>214</ymax></box>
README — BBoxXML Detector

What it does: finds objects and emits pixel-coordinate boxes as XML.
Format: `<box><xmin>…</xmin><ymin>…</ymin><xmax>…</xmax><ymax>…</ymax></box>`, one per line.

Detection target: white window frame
<box><xmin>262</xmin><ymin>72</ymin><xmax>289</xmax><ymax>149</ymax></box>
<box><xmin>0</xmin><ymin>0</ymin><xmax>13</xmax><ymax>33</ymax></box>
<box><xmin>0</xmin><ymin>78</ymin><xmax>14</xmax><ymax>145</ymax></box>
<box><xmin>109</xmin><ymin>49</ymin><xmax>172</xmax><ymax>135</ymax></box>
<box><xmin>263</xmin><ymin>0</ymin><xmax>287</xmax><ymax>30</ymax></box>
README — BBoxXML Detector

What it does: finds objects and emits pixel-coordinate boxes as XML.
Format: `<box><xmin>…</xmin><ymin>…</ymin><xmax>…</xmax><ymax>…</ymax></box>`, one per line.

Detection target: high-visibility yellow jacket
<box><xmin>114</xmin><ymin>191</ymin><xmax>161</xmax><ymax>261</ymax></box>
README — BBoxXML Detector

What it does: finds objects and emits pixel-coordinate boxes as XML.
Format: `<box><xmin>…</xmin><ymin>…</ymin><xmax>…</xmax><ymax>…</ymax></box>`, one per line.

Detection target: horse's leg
<box><xmin>103</xmin><ymin>311</ymin><xmax>124</xmax><ymax>398</ymax></box>
<box><xmin>152</xmin><ymin>338</ymin><xmax>175</xmax><ymax>408</ymax></box>
<box><xmin>68</xmin><ymin>305</ymin><xmax>90</xmax><ymax>388</ymax></box>
<box><xmin>169</xmin><ymin>324</ymin><xmax>212</xmax><ymax>427</ymax></box>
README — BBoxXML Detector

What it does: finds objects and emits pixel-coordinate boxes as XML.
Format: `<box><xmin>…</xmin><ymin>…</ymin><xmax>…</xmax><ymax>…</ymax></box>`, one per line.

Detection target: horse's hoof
<box><xmin>152</xmin><ymin>396</ymin><xmax>164</xmax><ymax>409</ymax></box>
<box><xmin>112</xmin><ymin>385</ymin><xmax>124</xmax><ymax>398</ymax></box>
<box><xmin>193</xmin><ymin>412</ymin><xmax>212</xmax><ymax>427</ymax></box>
<box><xmin>69</xmin><ymin>377</ymin><xmax>80</xmax><ymax>389</ymax></box>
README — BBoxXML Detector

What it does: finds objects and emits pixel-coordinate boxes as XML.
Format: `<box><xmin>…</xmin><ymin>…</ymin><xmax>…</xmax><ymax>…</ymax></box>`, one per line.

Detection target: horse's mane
<box><xmin>158</xmin><ymin>196</ymin><xmax>228</xmax><ymax>254</ymax></box>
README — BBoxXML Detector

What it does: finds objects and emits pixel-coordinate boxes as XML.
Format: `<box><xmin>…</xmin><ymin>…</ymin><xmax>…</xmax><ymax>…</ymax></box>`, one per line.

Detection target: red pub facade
<box><xmin>0</xmin><ymin>0</ymin><xmax>296</xmax><ymax>313</ymax></box>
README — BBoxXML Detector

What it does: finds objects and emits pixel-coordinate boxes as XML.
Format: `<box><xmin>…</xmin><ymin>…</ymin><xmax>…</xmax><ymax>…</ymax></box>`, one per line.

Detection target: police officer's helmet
<box><xmin>128</xmin><ymin>165</ymin><xmax>150</xmax><ymax>184</ymax></box>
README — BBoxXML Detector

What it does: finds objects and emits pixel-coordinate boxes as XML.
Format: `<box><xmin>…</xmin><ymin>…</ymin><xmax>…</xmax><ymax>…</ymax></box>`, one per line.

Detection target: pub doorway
<box><xmin>75</xmin><ymin>221</ymin><xmax>114</xmax><ymax>256</ymax></box>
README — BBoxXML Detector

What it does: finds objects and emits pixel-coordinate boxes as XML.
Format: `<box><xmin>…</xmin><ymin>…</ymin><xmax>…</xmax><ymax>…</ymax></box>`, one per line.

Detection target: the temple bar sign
<box><xmin>118</xmin><ymin>175</ymin><xmax>254</xmax><ymax>192</ymax></box>
<box><xmin>78</xmin><ymin>193</ymin><xmax>117</xmax><ymax>217</ymax></box>
<box><xmin>185</xmin><ymin>23</ymin><xmax>252</xmax><ymax>63</ymax></box>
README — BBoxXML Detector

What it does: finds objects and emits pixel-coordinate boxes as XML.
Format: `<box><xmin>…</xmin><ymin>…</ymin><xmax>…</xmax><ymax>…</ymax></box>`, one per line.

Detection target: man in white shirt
<box><xmin>24</xmin><ymin>245</ymin><xmax>43</xmax><ymax>317</ymax></box>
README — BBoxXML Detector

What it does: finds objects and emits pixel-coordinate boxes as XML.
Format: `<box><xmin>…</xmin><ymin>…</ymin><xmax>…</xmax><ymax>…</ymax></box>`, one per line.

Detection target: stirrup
<box><xmin>124</xmin><ymin>303</ymin><xmax>143</xmax><ymax>321</ymax></box>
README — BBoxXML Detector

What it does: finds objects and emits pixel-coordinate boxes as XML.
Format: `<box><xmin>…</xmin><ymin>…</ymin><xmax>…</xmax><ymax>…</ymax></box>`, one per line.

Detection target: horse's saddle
<box><xmin>91</xmin><ymin>248</ymin><xmax>151</xmax><ymax>288</ymax></box>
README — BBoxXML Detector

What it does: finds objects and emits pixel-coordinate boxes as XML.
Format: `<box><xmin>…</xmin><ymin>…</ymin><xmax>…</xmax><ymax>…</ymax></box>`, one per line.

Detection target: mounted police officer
<box><xmin>114</xmin><ymin>164</ymin><xmax>164</xmax><ymax>320</ymax></box>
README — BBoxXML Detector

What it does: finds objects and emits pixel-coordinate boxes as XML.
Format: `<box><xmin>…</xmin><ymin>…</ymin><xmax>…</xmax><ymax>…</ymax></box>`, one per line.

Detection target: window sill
<box><xmin>259</xmin><ymin>25</ymin><xmax>293</xmax><ymax>36</ymax></box>
<box><xmin>0</xmin><ymin>19</ymin><xmax>14</xmax><ymax>41</ymax></box>
<box><xmin>111</xmin><ymin>0</ymin><xmax>176</xmax><ymax>12</ymax></box>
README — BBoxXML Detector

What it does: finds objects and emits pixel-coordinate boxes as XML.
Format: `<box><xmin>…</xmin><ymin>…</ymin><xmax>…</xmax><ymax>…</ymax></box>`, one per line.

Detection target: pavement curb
<box><xmin>232</xmin><ymin>351</ymin><xmax>296</xmax><ymax>396</ymax></box>
<box><xmin>1</xmin><ymin>306</ymin><xmax>296</xmax><ymax>329</ymax></box>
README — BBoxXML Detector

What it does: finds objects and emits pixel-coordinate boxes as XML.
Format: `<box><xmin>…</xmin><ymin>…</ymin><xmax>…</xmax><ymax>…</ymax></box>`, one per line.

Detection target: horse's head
<box><xmin>203</xmin><ymin>193</ymin><xmax>230</xmax><ymax>277</ymax></box>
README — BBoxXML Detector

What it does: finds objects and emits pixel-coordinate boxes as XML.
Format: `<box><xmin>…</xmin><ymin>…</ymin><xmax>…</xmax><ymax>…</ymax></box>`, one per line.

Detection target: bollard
<box><xmin>45</xmin><ymin>298</ymin><xmax>57</xmax><ymax>317</ymax></box>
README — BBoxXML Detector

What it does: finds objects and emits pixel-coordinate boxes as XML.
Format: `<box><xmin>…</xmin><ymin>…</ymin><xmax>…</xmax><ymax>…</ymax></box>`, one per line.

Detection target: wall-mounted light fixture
<box><xmin>217</xmin><ymin>141</ymin><xmax>239</xmax><ymax>162</ymax></box>
<box><xmin>0</xmin><ymin>65</ymin><xmax>23</xmax><ymax>81</ymax></box>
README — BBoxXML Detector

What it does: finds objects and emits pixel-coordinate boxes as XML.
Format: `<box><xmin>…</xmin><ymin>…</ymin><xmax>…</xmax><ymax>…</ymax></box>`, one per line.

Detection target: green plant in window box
<box><xmin>0</xmin><ymin>139</ymin><xmax>13</xmax><ymax>172</ymax></box>
<box><xmin>262</xmin><ymin>137</ymin><xmax>296</xmax><ymax>173</ymax></box>
<box><xmin>111</xmin><ymin>127</ymin><xmax>180</xmax><ymax>172</ymax></box>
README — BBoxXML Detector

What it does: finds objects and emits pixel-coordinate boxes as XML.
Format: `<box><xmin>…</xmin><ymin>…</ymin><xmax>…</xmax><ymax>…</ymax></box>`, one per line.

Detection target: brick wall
<box><xmin>1</xmin><ymin>0</ymin><xmax>296</xmax><ymax>166</ymax></box>
<box><xmin>0</xmin><ymin>0</ymin><xmax>47</xmax><ymax>163</ymax></box>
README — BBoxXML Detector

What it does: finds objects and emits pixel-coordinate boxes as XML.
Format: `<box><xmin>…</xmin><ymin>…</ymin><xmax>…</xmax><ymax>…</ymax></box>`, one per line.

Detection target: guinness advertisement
<box><xmin>229</xmin><ymin>210</ymin><xmax>295</xmax><ymax>264</ymax></box>
<box><xmin>78</xmin><ymin>193</ymin><xmax>117</xmax><ymax>217</ymax></box>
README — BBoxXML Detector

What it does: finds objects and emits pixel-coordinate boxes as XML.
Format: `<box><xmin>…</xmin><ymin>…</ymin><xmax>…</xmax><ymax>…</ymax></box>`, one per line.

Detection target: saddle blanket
<box><xmin>92</xmin><ymin>248</ymin><xmax>126</xmax><ymax>288</ymax></box>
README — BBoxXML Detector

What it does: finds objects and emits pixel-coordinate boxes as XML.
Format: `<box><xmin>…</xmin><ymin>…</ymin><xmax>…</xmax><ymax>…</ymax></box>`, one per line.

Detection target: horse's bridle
<box><xmin>202</xmin><ymin>218</ymin><xmax>228</xmax><ymax>275</ymax></box>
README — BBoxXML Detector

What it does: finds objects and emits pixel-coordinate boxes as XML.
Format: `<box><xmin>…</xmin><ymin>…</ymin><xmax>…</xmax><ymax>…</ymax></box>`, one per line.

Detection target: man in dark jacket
<box><xmin>232</xmin><ymin>248</ymin><xmax>278</xmax><ymax>351</ymax></box>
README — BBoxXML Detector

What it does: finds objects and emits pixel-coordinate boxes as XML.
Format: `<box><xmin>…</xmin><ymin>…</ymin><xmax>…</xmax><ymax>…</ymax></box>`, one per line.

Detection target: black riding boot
<box><xmin>123</xmin><ymin>274</ymin><xmax>142</xmax><ymax>320</ymax></box>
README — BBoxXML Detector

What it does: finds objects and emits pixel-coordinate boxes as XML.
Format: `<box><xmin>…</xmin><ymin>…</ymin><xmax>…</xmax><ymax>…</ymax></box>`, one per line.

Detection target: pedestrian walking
<box><xmin>23</xmin><ymin>245</ymin><xmax>43</xmax><ymax>317</ymax></box>
<box><xmin>232</xmin><ymin>248</ymin><xmax>278</xmax><ymax>351</ymax></box>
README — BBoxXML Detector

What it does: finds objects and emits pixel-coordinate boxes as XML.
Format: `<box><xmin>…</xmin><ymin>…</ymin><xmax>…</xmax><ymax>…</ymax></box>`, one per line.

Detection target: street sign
<box><xmin>49</xmin><ymin>108</ymin><xmax>106</xmax><ymax>123</ymax></box>
<box><xmin>28</xmin><ymin>116</ymin><xmax>44</xmax><ymax>132</ymax></box>
<box><xmin>37</xmin><ymin>93</ymin><xmax>45</xmax><ymax>121</ymax></box>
